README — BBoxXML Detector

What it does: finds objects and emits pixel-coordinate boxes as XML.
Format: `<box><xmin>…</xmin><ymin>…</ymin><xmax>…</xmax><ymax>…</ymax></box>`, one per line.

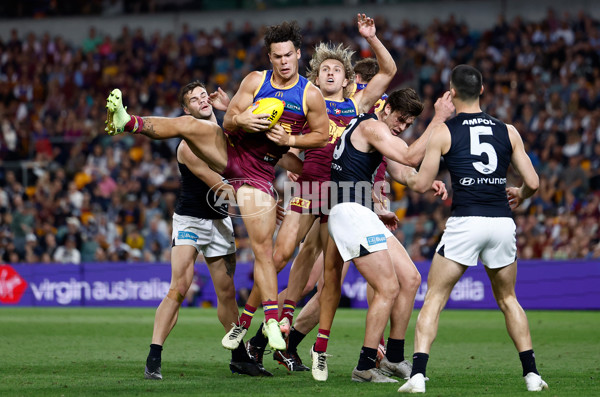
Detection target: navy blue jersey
<box><xmin>174</xmin><ymin>141</ymin><xmax>228</xmax><ymax>219</ymax></box>
<box><xmin>331</xmin><ymin>113</ymin><xmax>382</xmax><ymax>208</ymax></box>
<box><xmin>443</xmin><ymin>112</ymin><xmax>512</xmax><ymax>217</ymax></box>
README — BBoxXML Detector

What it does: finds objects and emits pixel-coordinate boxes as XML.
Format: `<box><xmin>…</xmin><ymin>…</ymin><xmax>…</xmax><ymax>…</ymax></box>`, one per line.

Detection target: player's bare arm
<box><xmin>285</xmin><ymin>147</ymin><xmax>303</xmax><ymax>180</ymax></box>
<box><xmin>178</xmin><ymin>141</ymin><xmax>234</xmax><ymax>198</ymax></box>
<box><xmin>396</xmin><ymin>91</ymin><xmax>454</xmax><ymax>167</ymax></box>
<box><xmin>353</xmin><ymin>14</ymin><xmax>397</xmax><ymax>114</ymax></box>
<box><xmin>405</xmin><ymin>123</ymin><xmax>451</xmax><ymax>194</ymax></box>
<box><xmin>357</xmin><ymin>119</ymin><xmax>424</xmax><ymax>167</ymax></box>
<box><xmin>506</xmin><ymin>124</ymin><xmax>540</xmax><ymax>209</ymax></box>
<box><xmin>277</xmin><ymin>150</ymin><xmax>303</xmax><ymax>174</ymax></box>
<box><xmin>223</xmin><ymin>71</ymin><xmax>272</xmax><ymax>132</ymax></box>
<box><xmin>266</xmin><ymin>84</ymin><xmax>329</xmax><ymax>148</ymax></box>
<box><xmin>360</xmin><ymin>91</ymin><xmax>453</xmax><ymax>169</ymax></box>
<box><xmin>386</xmin><ymin>158</ymin><xmax>448</xmax><ymax>200</ymax></box>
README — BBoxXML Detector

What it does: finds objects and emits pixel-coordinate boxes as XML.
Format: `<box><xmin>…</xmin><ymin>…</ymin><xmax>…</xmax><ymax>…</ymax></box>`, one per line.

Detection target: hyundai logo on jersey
<box><xmin>460</xmin><ymin>177</ymin><xmax>476</xmax><ymax>186</ymax></box>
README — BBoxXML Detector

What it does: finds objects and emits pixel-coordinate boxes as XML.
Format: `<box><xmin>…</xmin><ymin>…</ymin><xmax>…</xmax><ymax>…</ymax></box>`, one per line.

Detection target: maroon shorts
<box><xmin>222</xmin><ymin>134</ymin><xmax>276</xmax><ymax>197</ymax></box>
<box><xmin>289</xmin><ymin>179</ymin><xmax>330</xmax><ymax>223</ymax></box>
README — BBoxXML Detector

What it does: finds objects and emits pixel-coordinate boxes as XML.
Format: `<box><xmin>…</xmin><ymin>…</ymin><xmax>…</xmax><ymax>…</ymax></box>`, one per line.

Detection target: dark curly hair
<box><xmin>384</xmin><ymin>88</ymin><xmax>424</xmax><ymax>118</ymax></box>
<box><xmin>264</xmin><ymin>21</ymin><xmax>302</xmax><ymax>53</ymax></box>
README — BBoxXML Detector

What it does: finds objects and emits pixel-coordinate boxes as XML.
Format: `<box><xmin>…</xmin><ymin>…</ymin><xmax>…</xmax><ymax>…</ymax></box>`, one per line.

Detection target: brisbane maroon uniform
<box><xmin>223</xmin><ymin>70</ymin><xmax>312</xmax><ymax>195</ymax></box>
<box><xmin>290</xmin><ymin>97</ymin><xmax>358</xmax><ymax>220</ymax></box>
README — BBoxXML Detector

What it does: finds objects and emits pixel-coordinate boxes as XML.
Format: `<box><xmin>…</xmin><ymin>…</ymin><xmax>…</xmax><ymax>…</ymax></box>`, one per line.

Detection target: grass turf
<box><xmin>1</xmin><ymin>308</ymin><xmax>598</xmax><ymax>396</ymax></box>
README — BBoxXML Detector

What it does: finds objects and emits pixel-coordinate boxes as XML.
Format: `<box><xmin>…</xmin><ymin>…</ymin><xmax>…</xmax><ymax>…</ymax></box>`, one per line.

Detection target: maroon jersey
<box><xmin>298</xmin><ymin>97</ymin><xmax>358</xmax><ymax>184</ymax></box>
<box><xmin>223</xmin><ymin>70</ymin><xmax>311</xmax><ymax>194</ymax></box>
<box><xmin>373</xmin><ymin>157</ymin><xmax>388</xmax><ymax>200</ymax></box>
<box><xmin>290</xmin><ymin>97</ymin><xmax>358</xmax><ymax>222</ymax></box>
<box><xmin>373</xmin><ymin>157</ymin><xmax>387</xmax><ymax>185</ymax></box>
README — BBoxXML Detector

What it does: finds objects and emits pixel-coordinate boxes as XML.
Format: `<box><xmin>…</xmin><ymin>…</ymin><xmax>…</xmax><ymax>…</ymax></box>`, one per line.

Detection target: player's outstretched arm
<box><xmin>405</xmin><ymin>123</ymin><xmax>451</xmax><ymax>194</ymax></box>
<box><xmin>506</xmin><ymin>124</ymin><xmax>539</xmax><ymax>209</ymax></box>
<box><xmin>223</xmin><ymin>72</ymin><xmax>272</xmax><ymax>133</ymax></box>
<box><xmin>353</xmin><ymin>13</ymin><xmax>397</xmax><ymax>114</ymax></box>
<box><xmin>400</xmin><ymin>91</ymin><xmax>454</xmax><ymax>167</ymax></box>
<box><xmin>386</xmin><ymin>158</ymin><xmax>448</xmax><ymax>200</ymax></box>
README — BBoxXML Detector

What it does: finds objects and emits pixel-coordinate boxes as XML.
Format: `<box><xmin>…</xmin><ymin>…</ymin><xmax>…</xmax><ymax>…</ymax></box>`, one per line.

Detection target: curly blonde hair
<box><xmin>306</xmin><ymin>42</ymin><xmax>355</xmax><ymax>98</ymax></box>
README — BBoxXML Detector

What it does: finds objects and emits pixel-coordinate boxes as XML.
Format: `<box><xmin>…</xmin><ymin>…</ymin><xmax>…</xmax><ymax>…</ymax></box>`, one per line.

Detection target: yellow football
<box><xmin>245</xmin><ymin>97</ymin><xmax>284</xmax><ymax>132</ymax></box>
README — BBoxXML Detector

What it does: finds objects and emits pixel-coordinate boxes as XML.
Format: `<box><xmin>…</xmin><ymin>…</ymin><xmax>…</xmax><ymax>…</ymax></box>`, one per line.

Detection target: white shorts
<box><xmin>328</xmin><ymin>202</ymin><xmax>392</xmax><ymax>262</ymax></box>
<box><xmin>172</xmin><ymin>213</ymin><xmax>236</xmax><ymax>258</ymax></box>
<box><xmin>436</xmin><ymin>216</ymin><xmax>516</xmax><ymax>269</ymax></box>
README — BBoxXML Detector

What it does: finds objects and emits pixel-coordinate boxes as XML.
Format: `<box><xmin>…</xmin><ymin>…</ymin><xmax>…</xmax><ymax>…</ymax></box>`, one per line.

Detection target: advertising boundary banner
<box><xmin>1</xmin><ymin>260</ymin><xmax>599</xmax><ymax>310</ymax></box>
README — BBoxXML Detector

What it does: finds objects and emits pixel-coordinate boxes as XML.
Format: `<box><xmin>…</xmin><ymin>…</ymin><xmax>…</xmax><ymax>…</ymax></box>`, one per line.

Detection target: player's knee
<box><xmin>495</xmin><ymin>293</ymin><xmax>517</xmax><ymax>313</ymax></box>
<box><xmin>170</xmin><ymin>281</ymin><xmax>189</xmax><ymax>297</ymax></box>
<box><xmin>388</xmin><ymin>283</ymin><xmax>400</xmax><ymax>300</ymax></box>
<box><xmin>252</xmin><ymin>241</ymin><xmax>274</xmax><ymax>259</ymax></box>
<box><xmin>320</xmin><ymin>280</ymin><xmax>341</xmax><ymax>298</ymax></box>
<box><xmin>323</xmin><ymin>273</ymin><xmax>342</xmax><ymax>290</ymax></box>
<box><xmin>217</xmin><ymin>284</ymin><xmax>236</xmax><ymax>303</ymax></box>
<box><xmin>272</xmin><ymin>250</ymin><xmax>291</xmax><ymax>271</ymax></box>
<box><xmin>396</xmin><ymin>263</ymin><xmax>421</xmax><ymax>292</ymax></box>
<box><xmin>183</xmin><ymin>117</ymin><xmax>209</xmax><ymax>136</ymax></box>
<box><xmin>379</xmin><ymin>280</ymin><xmax>400</xmax><ymax>301</ymax></box>
<box><xmin>302</xmin><ymin>233</ymin><xmax>321</xmax><ymax>252</ymax></box>
<box><xmin>405</xmin><ymin>270</ymin><xmax>421</xmax><ymax>294</ymax></box>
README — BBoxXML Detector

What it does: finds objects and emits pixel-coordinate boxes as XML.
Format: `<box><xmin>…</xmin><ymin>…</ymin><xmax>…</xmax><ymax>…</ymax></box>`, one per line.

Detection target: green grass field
<box><xmin>1</xmin><ymin>308</ymin><xmax>598</xmax><ymax>396</ymax></box>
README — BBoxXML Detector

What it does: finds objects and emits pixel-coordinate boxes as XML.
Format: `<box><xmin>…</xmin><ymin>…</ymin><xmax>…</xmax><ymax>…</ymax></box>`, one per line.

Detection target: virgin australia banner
<box><xmin>2</xmin><ymin>260</ymin><xmax>599</xmax><ymax>309</ymax></box>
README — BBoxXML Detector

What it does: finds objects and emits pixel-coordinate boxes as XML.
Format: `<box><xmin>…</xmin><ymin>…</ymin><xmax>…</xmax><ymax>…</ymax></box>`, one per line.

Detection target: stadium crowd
<box><xmin>1</xmin><ymin>8</ymin><xmax>600</xmax><ymax>264</ymax></box>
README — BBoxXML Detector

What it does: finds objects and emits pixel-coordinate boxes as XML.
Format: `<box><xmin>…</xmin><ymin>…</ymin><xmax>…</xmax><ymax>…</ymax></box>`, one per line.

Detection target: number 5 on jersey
<box><xmin>469</xmin><ymin>126</ymin><xmax>497</xmax><ymax>175</ymax></box>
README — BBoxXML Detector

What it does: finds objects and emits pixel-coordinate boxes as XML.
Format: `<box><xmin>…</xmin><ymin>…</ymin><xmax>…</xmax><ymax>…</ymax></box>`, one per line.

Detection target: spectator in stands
<box><xmin>53</xmin><ymin>235</ymin><xmax>82</xmax><ymax>264</ymax></box>
<box><xmin>0</xmin><ymin>9</ymin><xmax>600</xmax><ymax>262</ymax></box>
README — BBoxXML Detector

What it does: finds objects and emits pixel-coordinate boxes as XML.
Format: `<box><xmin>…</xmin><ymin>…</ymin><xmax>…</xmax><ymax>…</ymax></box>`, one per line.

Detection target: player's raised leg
<box><xmin>106</xmin><ymin>88</ymin><xmax>229</xmax><ymax>174</ymax></box>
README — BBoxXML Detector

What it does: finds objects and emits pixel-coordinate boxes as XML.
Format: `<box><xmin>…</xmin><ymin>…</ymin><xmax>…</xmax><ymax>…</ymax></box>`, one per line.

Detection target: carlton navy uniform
<box><xmin>172</xmin><ymin>141</ymin><xmax>236</xmax><ymax>258</ymax></box>
<box><xmin>436</xmin><ymin>112</ymin><xmax>516</xmax><ymax>268</ymax></box>
<box><xmin>327</xmin><ymin>113</ymin><xmax>392</xmax><ymax>262</ymax></box>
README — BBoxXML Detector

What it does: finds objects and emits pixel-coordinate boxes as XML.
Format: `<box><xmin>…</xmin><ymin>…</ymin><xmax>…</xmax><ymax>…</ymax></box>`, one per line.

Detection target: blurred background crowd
<box><xmin>1</xmin><ymin>3</ymin><xmax>600</xmax><ymax>264</ymax></box>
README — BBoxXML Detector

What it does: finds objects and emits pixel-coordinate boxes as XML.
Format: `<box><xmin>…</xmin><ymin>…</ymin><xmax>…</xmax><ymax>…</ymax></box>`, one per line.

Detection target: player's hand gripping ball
<box><xmin>244</xmin><ymin>97</ymin><xmax>284</xmax><ymax>132</ymax></box>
